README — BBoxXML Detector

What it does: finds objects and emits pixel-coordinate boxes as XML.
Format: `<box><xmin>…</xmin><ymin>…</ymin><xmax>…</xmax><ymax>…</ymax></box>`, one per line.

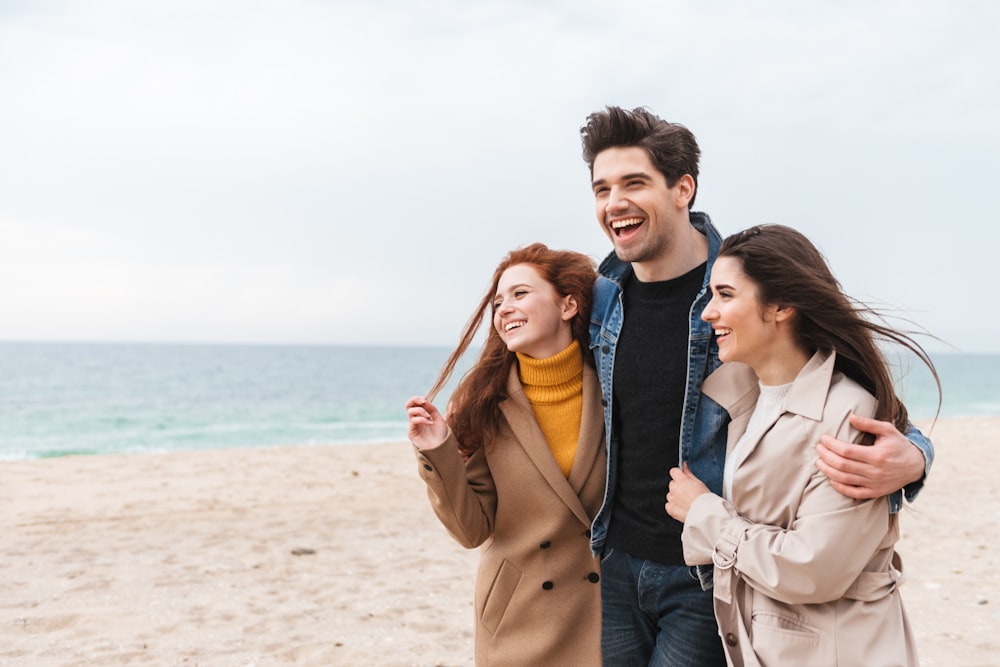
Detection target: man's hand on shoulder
<box><xmin>816</xmin><ymin>414</ymin><xmax>926</xmax><ymax>499</ymax></box>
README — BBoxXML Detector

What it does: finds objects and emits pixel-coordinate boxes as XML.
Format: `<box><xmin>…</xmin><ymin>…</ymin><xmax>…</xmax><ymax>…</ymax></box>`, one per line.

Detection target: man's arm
<box><xmin>816</xmin><ymin>414</ymin><xmax>933</xmax><ymax>501</ymax></box>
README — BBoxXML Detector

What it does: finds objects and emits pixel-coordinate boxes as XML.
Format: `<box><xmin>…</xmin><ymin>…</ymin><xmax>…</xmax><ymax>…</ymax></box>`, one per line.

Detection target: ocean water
<box><xmin>0</xmin><ymin>342</ymin><xmax>463</xmax><ymax>460</ymax></box>
<box><xmin>0</xmin><ymin>342</ymin><xmax>994</xmax><ymax>460</ymax></box>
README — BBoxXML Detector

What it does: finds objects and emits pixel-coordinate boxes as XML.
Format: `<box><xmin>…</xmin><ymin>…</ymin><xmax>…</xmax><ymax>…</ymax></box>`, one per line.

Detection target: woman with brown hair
<box><xmin>665</xmin><ymin>224</ymin><xmax>941</xmax><ymax>667</ymax></box>
<box><xmin>405</xmin><ymin>243</ymin><xmax>605</xmax><ymax>665</ymax></box>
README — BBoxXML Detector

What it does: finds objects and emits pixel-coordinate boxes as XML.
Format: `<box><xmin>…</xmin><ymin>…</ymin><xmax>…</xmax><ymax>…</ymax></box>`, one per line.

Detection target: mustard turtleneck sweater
<box><xmin>515</xmin><ymin>340</ymin><xmax>584</xmax><ymax>478</ymax></box>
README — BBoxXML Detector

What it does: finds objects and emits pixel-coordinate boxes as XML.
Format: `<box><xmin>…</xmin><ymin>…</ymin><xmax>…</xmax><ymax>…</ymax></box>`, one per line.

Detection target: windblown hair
<box><xmin>580</xmin><ymin>105</ymin><xmax>702</xmax><ymax>208</ymax></box>
<box><xmin>426</xmin><ymin>243</ymin><xmax>597</xmax><ymax>458</ymax></box>
<box><xmin>719</xmin><ymin>224</ymin><xmax>941</xmax><ymax>430</ymax></box>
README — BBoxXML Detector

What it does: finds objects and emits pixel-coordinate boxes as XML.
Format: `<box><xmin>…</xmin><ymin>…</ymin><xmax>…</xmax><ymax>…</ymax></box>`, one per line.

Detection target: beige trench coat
<box><xmin>682</xmin><ymin>351</ymin><xmax>919</xmax><ymax>667</ymax></box>
<box><xmin>414</xmin><ymin>364</ymin><xmax>606</xmax><ymax>666</ymax></box>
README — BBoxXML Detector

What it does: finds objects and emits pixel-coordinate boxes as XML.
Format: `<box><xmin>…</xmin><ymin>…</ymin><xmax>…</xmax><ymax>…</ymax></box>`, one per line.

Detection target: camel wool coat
<box><xmin>682</xmin><ymin>351</ymin><xmax>919</xmax><ymax>667</ymax></box>
<box><xmin>413</xmin><ymin>364</ymin><xmax>606</xmax><ymax>666</ymax></box>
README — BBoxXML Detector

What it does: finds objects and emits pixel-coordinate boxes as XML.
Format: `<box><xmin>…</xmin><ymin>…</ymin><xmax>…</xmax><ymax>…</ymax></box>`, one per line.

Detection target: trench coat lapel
<box><xmin>701</xmin><ymin>352</ymin><xmax>841</xmax><ymax>465</ymax></box>
<box><xmin>702</xmin><ymin>361</ymin><xmax>760</xmax><ymax>455</ymax></box>
<box><xmin>499</xmin><ymin>367</ymin><xmax>594</xmax><ymax>527</ymax></box>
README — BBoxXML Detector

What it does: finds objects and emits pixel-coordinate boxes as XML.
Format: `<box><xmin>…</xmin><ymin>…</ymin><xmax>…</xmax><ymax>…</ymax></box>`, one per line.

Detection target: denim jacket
<box><xmin>587</xmin><ymin>211</ymin><xmax>933</xmax><ymax>566</ymax></box>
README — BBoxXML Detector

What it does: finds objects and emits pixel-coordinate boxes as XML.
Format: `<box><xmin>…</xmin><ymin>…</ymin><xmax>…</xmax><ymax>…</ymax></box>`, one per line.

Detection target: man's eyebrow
<box><xmin>592</xmin><ymin>172</ymin><xmax>654</xmax><ymax>187</ymax></box>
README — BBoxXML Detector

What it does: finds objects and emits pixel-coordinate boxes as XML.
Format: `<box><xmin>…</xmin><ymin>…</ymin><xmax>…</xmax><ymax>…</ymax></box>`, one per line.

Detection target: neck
<box><xmin>753</xmin><ymin>340</ymin><xmax>812</xmax><ymax>386</ymax></box>
<box><xmin>632</xmin><ymin>220</ymin><xmax>708</xmax><ymax>282</ymax></box>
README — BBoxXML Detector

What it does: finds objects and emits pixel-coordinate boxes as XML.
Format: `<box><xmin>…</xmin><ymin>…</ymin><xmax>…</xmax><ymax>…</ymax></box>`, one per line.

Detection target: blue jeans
<box><xmin>600</xmin><ymin>549</ymin><xmax>726</xmax><ymax>666</ymax></box>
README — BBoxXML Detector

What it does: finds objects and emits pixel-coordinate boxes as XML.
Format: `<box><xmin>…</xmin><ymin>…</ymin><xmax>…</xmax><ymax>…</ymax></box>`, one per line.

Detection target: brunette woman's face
<box><xmin>701</xmin><ymin>257</ymin><xmax>781</xmax><ymax>371</ymax></box>
<box><xmin>492</xmin><ymin>264</ymin><xmax>577</xmax><ymax>359</ymax></box>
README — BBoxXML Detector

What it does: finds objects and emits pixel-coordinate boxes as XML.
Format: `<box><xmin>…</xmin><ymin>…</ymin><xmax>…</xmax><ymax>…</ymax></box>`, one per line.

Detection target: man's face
<box><xmin>591</xmin><ymin>146</ymin><xmax>690</xmax><ymax>270</ymax></box>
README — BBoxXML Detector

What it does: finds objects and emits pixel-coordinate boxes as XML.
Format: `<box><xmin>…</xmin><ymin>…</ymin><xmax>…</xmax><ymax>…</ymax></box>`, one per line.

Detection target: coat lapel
<box><xmin>499</xmin><ymin>366</ymin><xmax>595</xmax><ymax>527</ymax></box>
<box><xmin>701</xmin><ymin>352</ymin><xmax>841</xmax><ymax>465</ymax></box>
<box><xmin>567</xmin><ymin>366</ymin><xmax>603</xmax><ymax>494</ymax></box>
<box><xmin>702</xmin><ymin>361</ymin><xmax>759</xmax><ymax>456</ymax></box>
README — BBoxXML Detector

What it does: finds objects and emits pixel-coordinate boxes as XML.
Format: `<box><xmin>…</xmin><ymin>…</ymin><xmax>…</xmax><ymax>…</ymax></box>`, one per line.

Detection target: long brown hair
<box><xmin>719</xmin><ymin>224</ymin><xmax>942</xmax><ymax>430</ymax></box>
<box><xmin>427</xmin><ymin>243</ymin><xmax>597</xmax><ymax>457</ymax></box>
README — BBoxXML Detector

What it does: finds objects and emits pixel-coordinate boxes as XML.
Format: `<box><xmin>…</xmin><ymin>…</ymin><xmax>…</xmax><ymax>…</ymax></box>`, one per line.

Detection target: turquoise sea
<box><xmin>0</xmin><ymin>342</ymin><xmax>995</xmax><ymax>461</ymax></box>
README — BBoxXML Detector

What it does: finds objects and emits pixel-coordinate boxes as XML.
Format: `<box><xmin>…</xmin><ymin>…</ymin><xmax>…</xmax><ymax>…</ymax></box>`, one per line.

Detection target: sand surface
<box><xmin>2</xmin><ymin>418</ymin><xmax>997</xmax><ymax>666</ymax></box>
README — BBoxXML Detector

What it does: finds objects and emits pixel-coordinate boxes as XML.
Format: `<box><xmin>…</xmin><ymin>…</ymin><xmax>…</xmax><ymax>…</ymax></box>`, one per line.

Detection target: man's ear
<box><xmin>675</xmin><ymin>174</ymin><xmax>696</xmax><ymax>209</ymax></box>
<box><xmin>561</xmin><ymin>295</ymin><xmax>579</xmax><ymax>321</ymax></box>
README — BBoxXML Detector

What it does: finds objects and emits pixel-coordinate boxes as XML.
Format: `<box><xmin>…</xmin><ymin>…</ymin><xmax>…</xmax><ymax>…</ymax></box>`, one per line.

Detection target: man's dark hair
<box><xmin>580</xmin><ymin>106</ymin><xmax>701</xmax><ymax>208</ymax></box>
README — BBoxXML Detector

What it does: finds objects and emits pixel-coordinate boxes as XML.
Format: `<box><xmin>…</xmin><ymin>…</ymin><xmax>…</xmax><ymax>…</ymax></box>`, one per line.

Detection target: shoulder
<box><xmin>826</xmin><ymin>372</ymin><xmax>878</xmax><ymax>421</ymax></box>
<box><xmin>593</xmin><ymin>253</ymin><xmax>627</xmax><ymax>315</ymax></box>
<box><xmin>814</xmin><ymin>372</ymin><xmax>878</xmax><ymax>444</ymax></box>
<box><xmin>597</xmin><ymin>251</ymin><xmax>628</xmax><ymax>282</ymax></box>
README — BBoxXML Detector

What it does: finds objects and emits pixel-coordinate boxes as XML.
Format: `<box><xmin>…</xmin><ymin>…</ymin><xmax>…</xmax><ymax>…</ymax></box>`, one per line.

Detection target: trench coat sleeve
<box><xmin>413</xmin><ymin>429</ymin><xmax>497</xmax><ymax>549</ymax></box>
<box><xmin>683</xmin><ymin>399</ymin><xmax>892</xmax><ymax>606</ymax></box>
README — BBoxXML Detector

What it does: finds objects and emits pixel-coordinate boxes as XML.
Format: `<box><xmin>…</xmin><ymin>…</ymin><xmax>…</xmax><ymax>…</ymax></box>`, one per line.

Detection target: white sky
<box><xmin>1</xmin><ymin>0</ymin><xmax>996</xmax><ymax>352</ymax></box>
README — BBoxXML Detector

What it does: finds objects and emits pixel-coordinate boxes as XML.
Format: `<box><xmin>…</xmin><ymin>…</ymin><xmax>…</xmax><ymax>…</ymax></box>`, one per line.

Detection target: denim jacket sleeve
<box><xmin>899</xmin><ymin>420</ymin><xmax>934</xmax><ymax>508</ymax></box>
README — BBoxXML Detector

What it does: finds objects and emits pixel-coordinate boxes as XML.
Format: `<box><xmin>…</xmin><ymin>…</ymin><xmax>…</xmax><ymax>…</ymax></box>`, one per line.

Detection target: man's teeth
<box><xmin>715</xmin><ymin>328</ymin><xmax>732</xmax><ymax>336</ymax></box>
<box><xmin>505</xmin><ymin>321</ymin><xmax>525</xmax><ymax>332</ymax></box>
<box><xmin>611</xmin><ymin>217</ymin><xmax>642</xmax><ymax>230</ymax></box>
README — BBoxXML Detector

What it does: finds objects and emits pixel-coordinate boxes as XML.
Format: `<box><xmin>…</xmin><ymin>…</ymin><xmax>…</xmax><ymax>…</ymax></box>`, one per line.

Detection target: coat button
<box><xmin>725</xmin><ymin>633</ymin><xmax>737</xmax><ymax>647</ymax></box>
<box><xmin>539</xmin><ymin>541</ymin><xmax>551</xmax><ymax>549</ymax></box>
<box><xmin>602</xmin><ymin>345</ymin><xmax>610</xmax><ymax>354</ymax></box>
<box><xmin>588</xmin><ymin>572</ymin><xmax>600</xmax><ymax>583</ymax></box>
<box><xmin>542</xmin><ymin>581</ymin><xmax>554</xmax><ymax>590</ymax></box>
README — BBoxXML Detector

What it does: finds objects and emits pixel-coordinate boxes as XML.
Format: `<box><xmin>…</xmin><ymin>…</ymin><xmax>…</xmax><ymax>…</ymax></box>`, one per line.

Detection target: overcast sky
<box><xmin>1</xmin><ymin>0</ymin><xmax>997</xmax><ymax>353</ymax></box>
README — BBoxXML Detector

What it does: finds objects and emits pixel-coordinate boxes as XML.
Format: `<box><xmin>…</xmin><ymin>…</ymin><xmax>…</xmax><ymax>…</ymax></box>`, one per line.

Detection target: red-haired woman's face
<box><xmin>492</xmin><ymin>264</ymin><xmax>577</xmax><ymax>359</ymax></box>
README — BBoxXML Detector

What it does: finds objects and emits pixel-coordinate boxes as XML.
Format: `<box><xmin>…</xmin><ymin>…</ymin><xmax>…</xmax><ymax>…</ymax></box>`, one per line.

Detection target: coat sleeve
<box><xmin>683</xmin><ymin>395</ymin><xmax>892</xmax><ymax>605</ymax></box>
<box><xmin>413</xmin><ymin>429</ymin><xmax>497</xmax><ymax>549</ymax></box>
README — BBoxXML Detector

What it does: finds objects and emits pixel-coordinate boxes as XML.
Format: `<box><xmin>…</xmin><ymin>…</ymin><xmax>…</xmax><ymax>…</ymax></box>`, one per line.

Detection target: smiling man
<box><xmin>580</xmin><ymin>106</ymin><xmax>935</xmax><ymax>666</ymax></box>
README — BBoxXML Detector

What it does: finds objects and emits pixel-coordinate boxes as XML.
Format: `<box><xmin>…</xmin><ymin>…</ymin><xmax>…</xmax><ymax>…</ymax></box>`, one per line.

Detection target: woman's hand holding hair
<box><xmin>405</xmin><ymin>395</ymin><xmax>448</xmax><ymax>450</ymax></box>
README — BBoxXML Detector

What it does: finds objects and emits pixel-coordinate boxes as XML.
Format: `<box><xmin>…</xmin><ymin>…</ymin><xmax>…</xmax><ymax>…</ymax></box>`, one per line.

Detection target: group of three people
<box><xmin>405</xmin><ymin>106</ymin><xmax>939</xmax><ymax>666</ymax></box>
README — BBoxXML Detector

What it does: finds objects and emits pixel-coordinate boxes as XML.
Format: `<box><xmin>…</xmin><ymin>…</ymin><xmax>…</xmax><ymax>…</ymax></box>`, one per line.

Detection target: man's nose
<box><xmin>606</xmin><ymin>187</ymin><xmax>628</xmax><ymax>212</ymax></box>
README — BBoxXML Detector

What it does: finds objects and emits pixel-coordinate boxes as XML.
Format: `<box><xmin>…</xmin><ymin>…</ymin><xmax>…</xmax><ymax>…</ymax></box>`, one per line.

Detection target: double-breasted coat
<box><xmin>682</xmin><ymin>351</ymin><xmax>919</xmax><ymax>667</ymax></box>
<box><xmin>413</xmin><ymin>364</ymin><xmax>606</xmax><ymax>666</ymax></box>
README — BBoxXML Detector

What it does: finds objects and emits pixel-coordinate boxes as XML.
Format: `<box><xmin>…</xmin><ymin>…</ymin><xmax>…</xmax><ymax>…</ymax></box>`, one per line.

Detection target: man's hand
<box><xmin>816</xmin><ymin>414</ymin><xmax>926</xmax><ymax>499</ymax></box>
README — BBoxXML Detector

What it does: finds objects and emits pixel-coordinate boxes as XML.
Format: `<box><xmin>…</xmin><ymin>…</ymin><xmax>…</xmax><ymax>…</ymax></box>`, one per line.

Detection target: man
<box><xmin>580</xmin><ymin>106</ymin><xmax>933</xmax><ymax>665</ymax></box>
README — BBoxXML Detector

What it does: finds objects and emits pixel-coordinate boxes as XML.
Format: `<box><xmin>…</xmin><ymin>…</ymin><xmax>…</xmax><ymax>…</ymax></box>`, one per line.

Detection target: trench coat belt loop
<box><xmin>712</xmin><ymin>526</ymin><xmax>745</xmax><ymax>605</ymax></box>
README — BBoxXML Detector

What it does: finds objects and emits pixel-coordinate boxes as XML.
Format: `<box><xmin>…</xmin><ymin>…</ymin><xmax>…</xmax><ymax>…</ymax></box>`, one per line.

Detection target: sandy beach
<box><xmin>2</xmin><ymin>417</ymin><xmax>997</xmax><ymax>666</ymax></box>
